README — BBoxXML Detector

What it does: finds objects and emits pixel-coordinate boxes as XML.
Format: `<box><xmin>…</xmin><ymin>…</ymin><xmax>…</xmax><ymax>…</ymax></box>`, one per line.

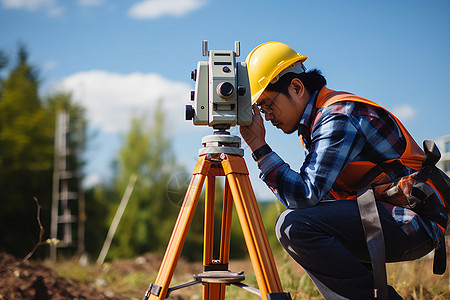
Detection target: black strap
<box><xmin>332</xmin><ymin>160</ymin><xmax>405</xmax><ymax>197</ymax></box>
<box><xmin>358</xmin><ymin>160</ymin><xmax>405</xmax><ymax>190</ymax></box>
<box><xmin>429</xmin><ymin>167</ymin><xmax>450</xmax><ymax>214</ymax></box>
<box><xmin>433</xmin><ymin>235</ymin><xmax>447</xmax><ymax>275</ymax></box>
<box><xmin>429</xmin><ymin>167</ymin><xmax>450</xmax><ymax>274</ymax></box>
<box><xmin>357</xmin><ymin>187</ymin><xmax>389</xmax><ymax>300</ymax></box>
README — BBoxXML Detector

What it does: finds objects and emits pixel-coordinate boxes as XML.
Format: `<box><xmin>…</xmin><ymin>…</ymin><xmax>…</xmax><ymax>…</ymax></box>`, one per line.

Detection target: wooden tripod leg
<box><xmin>218</xmin><ymin>178</ymin><xmax>234</xmax><ymax>298</ymax></box>
<box><xmin>148</xmin><ymin>156</ymin><xmax>211</xmax><ymax>300</ymax></box>
<box><xmin>203</xmin><ymin>175</ymin><xmax>227</xmax><ymax>300</ymax></box>
<box><xmin>203</xmin><ymin>176</ymin><xmax>215</xmax><ymax>266</ymax></box>
<box><xmin>220</xmin><ymin>178</ymin><xmax>233</xmax><ymax>265</ymax></box>
<box><xmin>222</xmin><ymin>155</ymin><xmax>285</xmax><ymax>300</ymax></box>
<box><xmin>203</xmin><ymin>177</ymin><xmax>232</xmax><ymax>300</ymax></box>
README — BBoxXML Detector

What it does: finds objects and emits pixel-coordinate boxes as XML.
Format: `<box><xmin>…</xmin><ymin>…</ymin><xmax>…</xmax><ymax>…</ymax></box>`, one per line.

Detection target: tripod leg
<box><xmin>203</xmin><ymin>176</ymin><xmax>215</xmax><ymax>266</ymax></box>
<box><xmin>220</xmin><ymin>177</ymin><xmax>233</xmax><ymax>264</ymax></box>
<box><xmin>203</xmin><ymin>175</ymin><xmax>227</xmax><ymax>300</ymax></box>
<box><xmin>217</xmin><ymin>178</ymin><xmax>234</xmax><ymax>298</ymax></box>
<box><xmin>222</xmin><ymin>155</ymin><xmax>285</xmax><ymax>300</ymax></box>
<box><xmin>147</xmin><ymin>156</ymin><xmax>211</xmax><ymax>300</ymax></box>
<box><xmin>202</xmin><ymin>176</ymin><xmax>233</xmax><ymax>300</ymax></box>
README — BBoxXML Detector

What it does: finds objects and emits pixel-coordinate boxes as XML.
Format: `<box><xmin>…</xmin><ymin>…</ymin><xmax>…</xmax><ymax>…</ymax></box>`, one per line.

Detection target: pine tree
<box><xmin>0</xmin><ymin>46</ymin><xmax>52</xmax><ymax>256</ymax></box>
<box><xmin>0</xmin><ymin>46</ymin><xmax>87</xmax><ymax>258</ymax></box>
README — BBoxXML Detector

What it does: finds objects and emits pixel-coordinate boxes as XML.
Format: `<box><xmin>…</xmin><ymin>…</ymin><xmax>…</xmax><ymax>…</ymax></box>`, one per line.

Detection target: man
<box><xmin>240</xmin><ymin>42</ymin><xmax>448</xmax><ymax>299</ymax></box>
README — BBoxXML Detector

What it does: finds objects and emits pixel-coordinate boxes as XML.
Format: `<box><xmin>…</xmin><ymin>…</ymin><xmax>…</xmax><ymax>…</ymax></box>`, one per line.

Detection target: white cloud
<box><xmin>53</xmin><ymin>70</ymin><xmax>192</xmax><ymax>133</ymax></box>
<box><xmin>2</xmin><ymin>0</ymin><xmax>63</xmax><ymax>15</ymax></box>
<box><xmin>128</xmin><ymin>0</ymin><xmax>206</xmax><ymax>19</ymax></box>
<box><xmin>390</xmin><ymin>104</ymin><xmax>416</xmax><ymax>121</ymax></box>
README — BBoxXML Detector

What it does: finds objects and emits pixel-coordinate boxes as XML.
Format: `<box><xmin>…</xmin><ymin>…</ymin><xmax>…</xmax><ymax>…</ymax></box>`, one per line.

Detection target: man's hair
<box><xmin>266</xmin><ymin>69</ymin><xmax>326</xmax><ymax>96</ymax></box>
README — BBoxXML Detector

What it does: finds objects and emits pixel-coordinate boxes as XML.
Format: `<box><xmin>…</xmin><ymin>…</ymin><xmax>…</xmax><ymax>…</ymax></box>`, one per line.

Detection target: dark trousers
<box><xmin>275</xmin><ymin>200</ymin><xmax>434</xmax><ymax>300</ymax></box>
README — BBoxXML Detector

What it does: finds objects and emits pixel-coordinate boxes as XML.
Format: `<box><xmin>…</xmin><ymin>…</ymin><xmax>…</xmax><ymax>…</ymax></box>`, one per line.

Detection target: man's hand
<box><xmin>240</xmin><ymin>104</ymin><xmax>267</xmax><ymax>152</ymax></box>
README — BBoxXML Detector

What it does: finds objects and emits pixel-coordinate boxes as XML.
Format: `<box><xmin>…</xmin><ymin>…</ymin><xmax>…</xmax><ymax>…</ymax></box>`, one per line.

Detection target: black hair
<box><xmin>266</xmin><ymin>68</ymin><xmax>326</xmax><ymax>96</ymax></box>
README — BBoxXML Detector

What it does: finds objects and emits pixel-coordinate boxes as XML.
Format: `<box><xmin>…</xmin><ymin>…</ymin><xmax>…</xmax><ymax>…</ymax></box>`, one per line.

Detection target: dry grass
<box><xmin>46</xmin><ymin>251</ymin><xmax>450</xmax><ymax>300</ymax></box>
<box><xmin>210</xmin><ymin>251</ymin><xmax>450</xmax><ymax>300</ymax></box>
<box><xmin>386</xmin><ymin>254</ymin><xmax>450</xmax><ymax>300</ymax></box>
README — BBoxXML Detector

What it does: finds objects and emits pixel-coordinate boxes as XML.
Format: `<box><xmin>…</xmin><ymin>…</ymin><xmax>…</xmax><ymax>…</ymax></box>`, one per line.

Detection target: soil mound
<box><xmin>0</xmin><ymin>252</ymin><xmax>131</xmax><ymax>300</ymax></box>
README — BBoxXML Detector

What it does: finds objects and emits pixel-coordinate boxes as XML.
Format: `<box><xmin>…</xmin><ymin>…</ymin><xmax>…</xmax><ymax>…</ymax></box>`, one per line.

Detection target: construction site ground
<box><xmin>2</xmin><ymin>250</ymin><xmax>449</xmax><ymax>299</ymax></box>
<box><xmin>0</xmin><ymin>251</ymin><xmax>260</xmax><ymax>300</ymax></box>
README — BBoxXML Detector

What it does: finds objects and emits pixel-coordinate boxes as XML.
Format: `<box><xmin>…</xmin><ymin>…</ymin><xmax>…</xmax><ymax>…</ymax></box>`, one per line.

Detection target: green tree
<box><xmin>0</xmin><ymin>46</ymin><xmax>53</xmax><ymax>172</ymax></box>
<box><xmin>0</xmin><ymin>46</ymin><xmax>55</xmax><ymax>257</ymax></box>
<box><xmin>107</xmin><ymin>101</ymin><xmax>189</xmax><ymax>259</ymax></box>
<box><xmin>0</xmin><ymin>46</ymin><xmax>87</xmax><ymax>258</ymax></box>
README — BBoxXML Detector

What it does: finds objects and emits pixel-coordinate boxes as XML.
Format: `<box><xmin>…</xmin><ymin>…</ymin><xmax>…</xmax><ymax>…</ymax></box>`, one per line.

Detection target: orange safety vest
<box><xmin>308</xmin><ymin>87</ymin><xmax>448</xmax><ymax>233</ymax></box>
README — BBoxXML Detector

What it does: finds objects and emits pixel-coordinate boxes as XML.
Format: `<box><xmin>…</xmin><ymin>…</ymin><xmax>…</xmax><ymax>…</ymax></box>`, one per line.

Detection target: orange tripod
<box><xmin>143</xmin><ymin>134</ymin><xmax>290</xmax><ymax>300</ymax></box>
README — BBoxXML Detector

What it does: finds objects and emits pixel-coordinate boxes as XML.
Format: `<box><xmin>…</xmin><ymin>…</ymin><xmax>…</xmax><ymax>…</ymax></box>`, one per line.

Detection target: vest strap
<box><xmin>433</xmin><ymin>235</ymin><xmax>447</xmax><ymax>275</ymax></box>
<box><xmin>356</xmin><ymin>187</ymin><xmax>389</xmax><ymax>300</ymax></box>
<box><xmin>359</xmin><ymin>160</ymin><xmax>404</xmax><ymax>190</ymax></box>
<box><xmin>428</xmin><ymin>166</ymin><xmax>450</xmax><ymax>274</ymax></box>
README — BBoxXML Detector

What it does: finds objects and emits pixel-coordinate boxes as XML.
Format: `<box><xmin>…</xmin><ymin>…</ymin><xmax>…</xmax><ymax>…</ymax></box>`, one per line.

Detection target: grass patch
<box><xmin>45</xmin><ymin>251</ymin><xmax>450</xmax><ymax>300</ymax></box>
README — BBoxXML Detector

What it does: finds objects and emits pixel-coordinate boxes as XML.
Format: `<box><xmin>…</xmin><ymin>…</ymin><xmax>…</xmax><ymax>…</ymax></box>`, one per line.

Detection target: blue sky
<box><xmin>1</xmin><ymin>0</ymin><xmax>449</xmax><ymax>200</ymax></box>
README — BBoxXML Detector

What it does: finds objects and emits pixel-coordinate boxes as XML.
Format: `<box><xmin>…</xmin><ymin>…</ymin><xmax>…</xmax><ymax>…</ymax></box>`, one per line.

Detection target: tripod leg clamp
<box><xmin>203</xmin><ymin>263</ymin><xmax>229</xmax><ymax>271</ymax></box>
<box><xmin>267</xmin><ymin>292</ymin><xmax>292</xmax><ymax>300</ymax></box>
<box><xmin>143</xmin><ymin>283</ymin><xmax>162</xmax><ymax>300</ymax></box>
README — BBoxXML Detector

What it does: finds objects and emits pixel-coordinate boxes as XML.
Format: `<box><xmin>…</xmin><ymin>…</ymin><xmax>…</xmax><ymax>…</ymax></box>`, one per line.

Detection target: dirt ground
<box><xmin>0</xmin><ymin>252</ymin><xmax>257</xmax><ymax>300</ymax></box>
<box><xmin>0</xmin><ymin>252</ymin><xmax>132</xmax><ymax>300</ymax></box>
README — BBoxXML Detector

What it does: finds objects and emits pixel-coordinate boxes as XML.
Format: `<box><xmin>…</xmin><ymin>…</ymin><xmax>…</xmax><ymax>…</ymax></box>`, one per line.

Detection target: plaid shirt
<box><xmin>258</xmin><ymin>88</ymin><xmax>441</xmax><ymax>241</ymax></box>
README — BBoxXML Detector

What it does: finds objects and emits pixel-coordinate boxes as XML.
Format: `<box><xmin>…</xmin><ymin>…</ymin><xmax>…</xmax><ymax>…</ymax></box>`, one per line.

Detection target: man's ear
<box><xmin>290</xmin><ymin>78</ymin><xmax>305</xmax><ymax>99</ymax></box>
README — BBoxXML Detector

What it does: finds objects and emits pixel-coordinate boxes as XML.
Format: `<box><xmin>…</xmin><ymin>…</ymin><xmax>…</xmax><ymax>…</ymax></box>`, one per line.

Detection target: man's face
<box><xmin>258</xmin><ymin>89</ymin><xmax>307</xmax><ymax>134</ymax></box>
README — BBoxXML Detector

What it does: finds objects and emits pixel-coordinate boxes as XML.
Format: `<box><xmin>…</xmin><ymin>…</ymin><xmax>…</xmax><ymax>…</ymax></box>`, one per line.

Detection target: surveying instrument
<box><xmin>143</xmin><ymin>41</ymin><xmax>291</xmax><ymax>300</ymax></box>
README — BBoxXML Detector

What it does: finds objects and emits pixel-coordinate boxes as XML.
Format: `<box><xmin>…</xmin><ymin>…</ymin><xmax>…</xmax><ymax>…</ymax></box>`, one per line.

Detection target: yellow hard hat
<box><xmin>245</xmin><ymin>42</ymin><xmax>308</xmax><ymax>104</ymax></box>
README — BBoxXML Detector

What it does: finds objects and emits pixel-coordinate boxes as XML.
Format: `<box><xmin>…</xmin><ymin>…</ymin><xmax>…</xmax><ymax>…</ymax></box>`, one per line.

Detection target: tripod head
<box><xmin>185</xmin><ymin>41</ymin><xmax>252</xmax><ymax>130</ymax></box>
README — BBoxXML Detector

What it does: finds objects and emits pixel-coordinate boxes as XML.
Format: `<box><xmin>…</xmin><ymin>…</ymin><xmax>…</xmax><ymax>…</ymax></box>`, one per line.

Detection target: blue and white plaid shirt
<box><xmin>258</xmin><ymin>88</ymin><xmax>441</xmax><ymax>242</ymax></box>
